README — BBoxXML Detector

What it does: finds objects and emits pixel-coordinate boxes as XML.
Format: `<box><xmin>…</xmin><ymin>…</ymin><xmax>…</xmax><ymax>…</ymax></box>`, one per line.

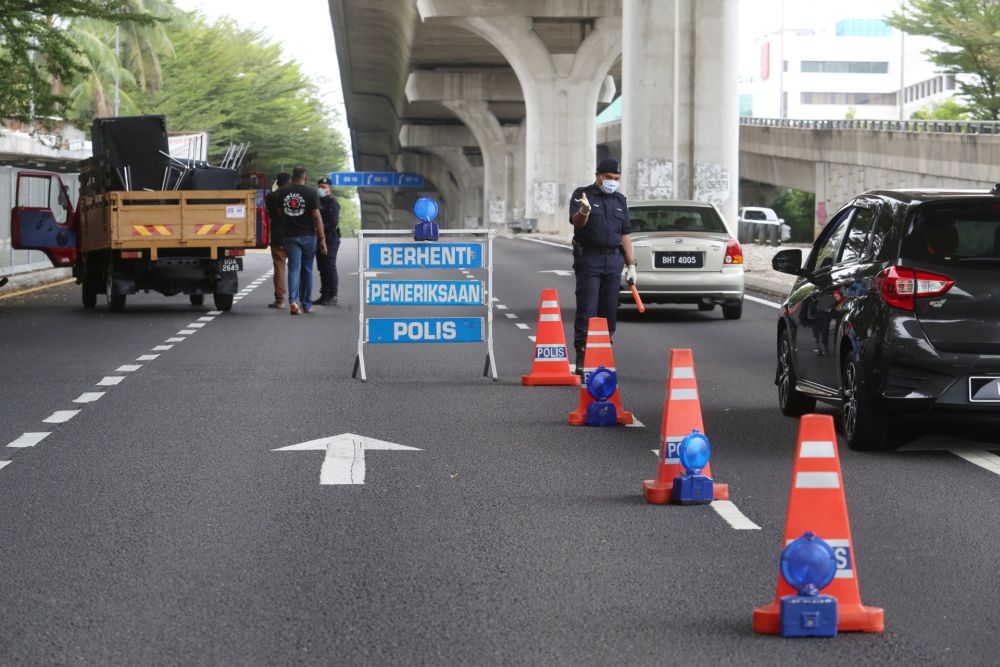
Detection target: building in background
<box><xmin>742</xmin><ymin>2</ymin><xmax>957</xmax><ymax>120</ymax></box>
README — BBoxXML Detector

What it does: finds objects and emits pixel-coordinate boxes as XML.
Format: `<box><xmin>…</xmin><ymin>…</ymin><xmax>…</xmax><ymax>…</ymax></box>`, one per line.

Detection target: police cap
<box><xmin>596</xmin><ymin>157</ymin><xmax>621</xmax><ymax>174</ymax></box>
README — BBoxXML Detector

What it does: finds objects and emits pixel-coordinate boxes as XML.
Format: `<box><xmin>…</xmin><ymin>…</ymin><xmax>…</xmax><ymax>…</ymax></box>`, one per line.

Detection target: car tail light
<box><xmin>875</xmin><ymin>265</ymin><xmax>953</xmax><ymax>311</ymax></box>
<box><xmin>120</xmin><ymin>250</ymin><xmax>142</xmax><ymax>259</ymax></box>
<box><xmin>224</xmin><ymin>249</ymin><xmax>245</xmax><ymax>257</ymax></box>
<box><xmin>724</xmin><ymin>238</ymin><xmax>743</xmax><ymax>265</ymax></box>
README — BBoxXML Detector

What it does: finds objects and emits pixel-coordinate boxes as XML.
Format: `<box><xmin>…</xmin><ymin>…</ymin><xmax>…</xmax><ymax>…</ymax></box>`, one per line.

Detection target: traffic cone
<box><xmin>643</xmin><ymin>349</ymin><xmax>729</xmax><ymax>503</ymax></box>
<box><xmin>522</xmin><ymin>289</ymin><xmax>581</xmax><ymax>386</ymax></box>
<box><xmin>753</xmin><ymin>414</ymin><xmax>884</xmax><ymax>634</ymax></box>
<box><xmin>568</xmin><ymin>317</ymin><xmax>633</xmax><ymax>425</ymax></box>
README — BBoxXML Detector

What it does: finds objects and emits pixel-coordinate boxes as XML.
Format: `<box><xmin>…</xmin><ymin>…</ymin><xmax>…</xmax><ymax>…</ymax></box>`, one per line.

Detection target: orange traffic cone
<box><xmin>753</xmin><ymin>414</ymin><xmax>884</xmax><ymax>634</ymax></box>
<box><xmin>568</xmin><ymin>317</ymin><xmax>633</xmax><ymax>425</ymax></box>
<box><xmin>643</xmin><ymin>348</ymin><xmax>729</xmax><ymax>503</ymax></box>
<box><xmin>522</xmin><ymin>289</ymin><xmax>581</xmax><ymax>386</ymax></box>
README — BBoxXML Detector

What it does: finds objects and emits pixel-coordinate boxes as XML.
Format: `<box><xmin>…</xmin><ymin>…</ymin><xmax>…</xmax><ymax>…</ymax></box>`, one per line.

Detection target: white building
<box><xmin>740</xmin><ymin>1</ymin><xmax>957</xmax><ymax>120</ymax></box>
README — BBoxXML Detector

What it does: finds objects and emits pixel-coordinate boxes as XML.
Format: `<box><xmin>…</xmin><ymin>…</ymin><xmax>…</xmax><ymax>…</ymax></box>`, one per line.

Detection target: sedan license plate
<box><xmin>968</xmin><ymin>377</ymin><xmax>1000</xmax><ymax>402</ymax></box>
<box><xmin>654</xmin><ymin>251</ymin><xmax>703</xmax><ymax>269</ymax></box>
<box><xmin>220</xmin><ymin>257</ymin><xmax>243</xmax><ymax>273</ymax></box>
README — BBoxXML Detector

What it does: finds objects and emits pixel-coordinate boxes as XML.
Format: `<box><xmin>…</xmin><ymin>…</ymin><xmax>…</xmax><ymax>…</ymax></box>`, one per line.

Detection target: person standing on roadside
<box><xmin>273</xmin><ymin>166</ymin><xmax>327</xmax><ymax>315</ymax></box>
<box><xmin>568</xmin><ymin>157</ymin><xmax>637</xmax><ymax>374</ymax></box>
<box><xmin>315</xmin><ymin>176</ymin><xmax>341</xmax><ymax>305</ymax></box>
<box><xmin>265</xmin><ymin>172</ymin><xmax>291</xmax><ymax>308</ymax></box>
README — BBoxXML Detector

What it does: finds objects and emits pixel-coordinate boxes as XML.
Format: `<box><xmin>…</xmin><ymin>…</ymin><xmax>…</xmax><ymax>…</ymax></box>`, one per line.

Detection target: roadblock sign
<box><xmin>366</xmin><ymin>280</ymin><xmax>484</xmax><ymax>307</ymax></box>
<box><xmin>368</xmin><ymin>243</ymin><xmax>484</xmax><ymax>269</ymax></box>
<box><xmin>366</xmin><ymin>317</ymin><xmax>484</xmax><ymax>344</ymax></box>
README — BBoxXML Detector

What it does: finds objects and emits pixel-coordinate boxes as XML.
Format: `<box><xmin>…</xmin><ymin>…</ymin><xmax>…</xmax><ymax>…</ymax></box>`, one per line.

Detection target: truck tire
<box><xmin>213</xmin><ymin>292</ymin><xmax>234</xmax><ymax>312</ymax></box>
<box><xmin>105</xmin><ymin>264</ymin><xmax>126</xmax><ymax>313</ymax></box>
<box><xmin>189</xmin><ymin>294</ymin><xmax>205</xmax><ymax>306</ymax></box>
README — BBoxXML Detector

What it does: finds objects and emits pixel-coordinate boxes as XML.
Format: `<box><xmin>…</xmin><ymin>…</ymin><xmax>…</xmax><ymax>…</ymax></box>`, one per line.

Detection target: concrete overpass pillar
<box><xmin>396</xmin><ymin>153</ymin><xmax>462</xmax><ymax>228</ymax></box>
<box><xmin>622</xmin><ymin>0</ymin><xmax>739</xmax><ymax>229</ymax></box>
<box><xmin>426</xmin><ymin>146</ymin><xmax>484</xmax><ymax>228</ymax></box>
<box><xmin>441</xmin><ymin>15</ymin><xmax>621</xmax><ymax>233</ymax></box>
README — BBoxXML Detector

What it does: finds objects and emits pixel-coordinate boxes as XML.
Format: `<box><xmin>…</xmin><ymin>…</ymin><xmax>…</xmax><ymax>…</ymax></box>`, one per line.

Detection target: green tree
<box><xmin>887</xmin><ymin>0</ymin><xmax>1000</xmax><ymax>120</ymax></box>
<box><xmin>149</xmin><ymin>16</ymin><xmax>348</xmax><ymax>182</ymax></box>
<box><xmin>771</xmin><ymin>189</ymin><xmax>815</xmax><ymax>242</ymax></box>
<box><xmin>0</xmin><ymin>0</ymin><xmax>158</xmax><ymax>123</ymax></box>
<box><xmin>910</xmin><ymin>97</ymin><xmax>970</xmax><ymax>120</ymax></box>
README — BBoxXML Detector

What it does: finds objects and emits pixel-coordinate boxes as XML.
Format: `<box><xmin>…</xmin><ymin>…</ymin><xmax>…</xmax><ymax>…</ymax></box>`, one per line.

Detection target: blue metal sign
<box><xmin>368</xmin><ymin>243</ymin><xmax>484</xmax><ymax>269</ymax></box>
<box><xmin>367</xmin><ymin>280</ymin><xmax>484</xmax><ymax>307</ymax></box>
<box><xmin>366</xmin><ymin>317</ymin><xmax>484</xmax><ymax>344</ymax></box>
<box><xmin>327</xmin><ymin>172</ymin><xmax>426</xmax><ymax>188</ymax></box>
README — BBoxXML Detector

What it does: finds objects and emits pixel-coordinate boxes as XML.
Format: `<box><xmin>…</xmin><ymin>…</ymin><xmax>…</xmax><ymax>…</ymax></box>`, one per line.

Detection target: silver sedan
<box><xmin>619</xmin><ymin>199</ymin><xmax>745</xmax><ymax>319</ymax></box>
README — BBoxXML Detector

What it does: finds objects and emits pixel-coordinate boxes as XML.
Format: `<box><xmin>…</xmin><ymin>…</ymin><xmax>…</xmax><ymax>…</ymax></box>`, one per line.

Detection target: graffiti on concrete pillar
<box><xmin>693</xmin><ymin>162</ymin><xmax>731</xmax><ymax>206</ymax></box>
<box><xmin>637</xmin><ymin>159</ymin><xmax>673</xmax><ymax>200</ymax></box>
<box><xmin>489</xmin><ymin>197</ymin><xmax>507</xmax><ymax>224</ymax></box>
<box><xmin>532</xmin><ymin>181</ymin><xmax>558</xmax><ymax>216</ymax></box>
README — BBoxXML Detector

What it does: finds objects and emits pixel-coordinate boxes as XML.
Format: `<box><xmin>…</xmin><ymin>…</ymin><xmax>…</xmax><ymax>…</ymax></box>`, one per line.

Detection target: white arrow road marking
<box><xmin>273</xmin><ymin>433</ymin><xmax>421</xmax><ymax>485</ymax></box>
<box><xmin>539</xmin><ymin>270</ymin><xmax>573</xmax><ymax>276</ymax></box>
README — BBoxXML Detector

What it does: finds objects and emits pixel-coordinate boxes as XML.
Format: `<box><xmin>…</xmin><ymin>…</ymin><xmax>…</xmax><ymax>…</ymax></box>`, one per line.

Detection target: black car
<box><xmin>771</xmin><ymin>187</ymin><xmax>1000</xmax><ymax>450</ymax></box>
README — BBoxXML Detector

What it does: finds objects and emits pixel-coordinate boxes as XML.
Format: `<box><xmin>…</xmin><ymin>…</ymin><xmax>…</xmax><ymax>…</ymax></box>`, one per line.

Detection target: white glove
<box><xmin>625</xmin><ymin>264</ymin><xmax>637</xmax><ymax>285</ymax></box>
<box><xmin>575</xmin><ymin>192</ymin><xmax>591</xmax><ymax>216</ymax></box>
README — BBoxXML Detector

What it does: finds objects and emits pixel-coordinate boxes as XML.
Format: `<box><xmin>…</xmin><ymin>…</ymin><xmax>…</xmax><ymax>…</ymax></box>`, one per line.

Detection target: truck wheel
<box><xmin>106</xmin><ymin>265</ymin><xmax>126</xmax><ymax>313</ymax></box>
<box><xmin>82</xmin><ymin>283</ymin><xmax>98</xmax><ymax>308</ymax></box>
<box><xmin>213</xmin><ymin>292</ymin><xmax>234</xmax><ymax>312</ymax></box>
<box><xmin>189</xmin><ymin>294</ymin><xmax>205</xmax><ymax>306</ymax></box>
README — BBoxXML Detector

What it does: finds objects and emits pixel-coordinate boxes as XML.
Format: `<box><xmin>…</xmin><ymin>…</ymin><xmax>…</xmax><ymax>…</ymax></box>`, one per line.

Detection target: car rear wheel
<box><xmin>722</xmin><ymin>299</ymin><xmax>743</xmax><ymax>320</ymax></box>
<box><xmin>777</xmin><ymin>330</ymin><xmax>815</xmax><ymax>416</ymax></box>
<box><xmin>841</xmin><ymin>351</ymin><xmax>893</xmax><ymax>450</ymax></box>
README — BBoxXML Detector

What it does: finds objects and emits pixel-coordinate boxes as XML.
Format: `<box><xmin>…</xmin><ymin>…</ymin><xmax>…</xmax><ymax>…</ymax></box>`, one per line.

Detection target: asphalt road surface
<box><xmin>0</xmin><ymin>238</ymin><xmax>997</xmax><ymax>666</ymax></box>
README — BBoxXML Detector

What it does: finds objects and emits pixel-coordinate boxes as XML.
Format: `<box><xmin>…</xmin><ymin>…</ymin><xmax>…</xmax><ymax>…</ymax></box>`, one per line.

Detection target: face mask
<box><xmin>319</xmin><ymin>187</ymin><xmax>329</xmax><ymax>197</ymax></box>
<box><xmin>600</xmin><ymin>179</ymin><xmax>620</xmax><ymax>194</ymax></box>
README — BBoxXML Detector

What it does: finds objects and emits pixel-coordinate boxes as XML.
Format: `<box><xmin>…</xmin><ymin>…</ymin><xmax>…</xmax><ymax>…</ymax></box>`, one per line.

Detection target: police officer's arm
<box><xmin>313</xmin><ymin>209</ymin><xmax>328</xmax><ymax>255</ymax></box>
<box><xmin>571</xmin><ymin>191</ymin><xmax>591</xmax><ymax>228</ymax></box>
<box><xmin>622</xmin><ymin>234</ymin><xmax>636</xmax><ymax>266</ymax></box>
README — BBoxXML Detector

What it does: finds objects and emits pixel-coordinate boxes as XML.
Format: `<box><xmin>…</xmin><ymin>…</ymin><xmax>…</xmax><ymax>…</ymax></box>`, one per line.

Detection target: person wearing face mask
<box><xmin>568</xmin><ymin>157</ymin><xmax>637</xmax><ymax>375</ymax></box>
<box><xmin>314</xmin><ymin>176</ymin><xmax>341</xmax><ymax>305</ymax></box>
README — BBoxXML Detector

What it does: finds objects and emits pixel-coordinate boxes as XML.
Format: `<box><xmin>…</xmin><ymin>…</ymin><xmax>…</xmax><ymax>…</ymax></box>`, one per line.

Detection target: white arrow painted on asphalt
<box><xmin>539</xmin><ymin>270</ymin><xmax>573</xmax><ymax>276</ymax></box>
<box><xmin>273</xmin><ymin>433</ymin><xmax>421</xmax><ymax>485</ymax></box>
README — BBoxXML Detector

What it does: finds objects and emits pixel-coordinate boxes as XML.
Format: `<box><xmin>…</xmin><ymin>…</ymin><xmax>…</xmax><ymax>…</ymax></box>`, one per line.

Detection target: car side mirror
<box><xmin>772</xmin><ymin>248</ymin><xmax>804</xmax><ymax>276</ymax></box>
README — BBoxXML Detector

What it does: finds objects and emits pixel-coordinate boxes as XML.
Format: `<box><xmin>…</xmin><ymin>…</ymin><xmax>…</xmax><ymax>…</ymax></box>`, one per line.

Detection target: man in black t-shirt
<box><xmin>272</xmin><ymin>166</ymin><xmax>328</xmax><ymax>314</ymax></box>
<box><xmin>315</xmin><ymin>176</ymin><xmax>342</xmax><ymax>305</ymax></box>
<box><xmin>264</xmin><ymin>172</ymin><xmax>290</xmax><ymax>308</ymax></box>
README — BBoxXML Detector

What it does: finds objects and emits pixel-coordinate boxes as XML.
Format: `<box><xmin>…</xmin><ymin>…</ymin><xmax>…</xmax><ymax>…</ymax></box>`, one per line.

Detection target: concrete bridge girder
<box><xmin>418</xmin><ymin>3</ymin><xmax>623</xmax><ymax>232</ymax></box>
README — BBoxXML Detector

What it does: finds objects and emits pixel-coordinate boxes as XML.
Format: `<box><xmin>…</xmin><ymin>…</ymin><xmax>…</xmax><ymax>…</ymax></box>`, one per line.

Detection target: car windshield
<box><xmin>629</xmin><ymin>206</ymin><xmax>728</xmax><ymax>233</ymax></box>
<box><xmin>743</xmin><ymin>210</ymin><xmax>767</xmax><ymax>220</ymax></box>
<box><xmin>900</xmin><ymin>203</ymin><xmax>1000</xmax><ymax>269</ymax></box>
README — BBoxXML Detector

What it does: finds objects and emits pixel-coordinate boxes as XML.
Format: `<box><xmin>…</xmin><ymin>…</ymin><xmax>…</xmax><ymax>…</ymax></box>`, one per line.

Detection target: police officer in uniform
<box><xmin>569</xmin><ymin>157</ymin><xmax>637</xmax><ymax>374</ymax></box>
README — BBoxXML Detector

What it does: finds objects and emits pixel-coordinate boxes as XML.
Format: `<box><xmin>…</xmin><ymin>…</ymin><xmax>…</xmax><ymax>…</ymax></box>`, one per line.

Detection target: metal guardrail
<box><xmin>741</xmin><ymin>117</ymin><xmax>1000</xmax><ymax>135</ymax></box>
<box><xmin>737</xmin><ymin>220</ymin><xmax>783</xmax><ymax>247</ymax></box>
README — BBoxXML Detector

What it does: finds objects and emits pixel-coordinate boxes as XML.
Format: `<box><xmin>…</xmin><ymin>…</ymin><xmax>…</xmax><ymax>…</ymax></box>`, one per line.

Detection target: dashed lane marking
<box><xmin>43</xmin><ymin>410</ymin><xmax>80</xmax><ymax>424</ymax></box>
<box><xmin>0</xmin><ymin>461</ymin><xmax>11</xmax><ymax>472</ymax></box>
<box><xmin>711</xmin><ymin>500</ymin><xmax>762</xmax><ymax>530</ymax></box>
<box><xmin>185</xmin><ymin>323</ymin><xmax>206</xmax><ymax>329</ymax></box>
<box><xmin>505</xmin><ymin>313</ymin><xmax>518</xmax><ymax>319</ymax></box>
<box><xmin>97</xmin><ymin>376</ymin><xmax>125</xmax><ymax>386</ymax></box>
<box><xmin>137</xmin><ymin>354</ymin><xmax>159</xmax><ymax>361</ymax></box>
<box><xmin>208</xmin><ymin>310</ymin><xmax>223</xmax><ymax>316</ymax></box>
<box><xmin>166</xmin><ymin>337</ymin><xmax>185</xmax><ymax>343</ymax></box>
<box><xmin>116</xmin><ymin>365</ymin><xmax>142</xmax><ymax>372</ymax></box>
<box><xmin>496</xmin><ymin>304</ymin><xmax>508</xmax><ymax>310</ymax></box>
<box><xmin>528</xmin><ymin>336</ymin><xmax>536</xmax><ymax>342</ymax></box>
<box><xmin>516</xmin><ymin>323</ymin><xmax>530</xmax><ymax>330</ymax></box>
<box><xmin>197</xmin><ymin>316</ymin><xmax>216</xmax><ymax>322</ymax></box>
<box><xmin>626</xmin><ymin>417</ymin><xmax>645</xmax><ymax>428</ymax></box>
<box><xmin>73</xmin><ymin>392</ymin><xmax>105</xmax><ymax>404</ymax></box>
<box><xmin>6</xmin><ymin>433</ymin><xmax>50</xmax><ymax>448</ymax></box>
<box><xmin>152</xmin><ymin>345</ymin><xmax>173</xmax><ymax>351</ymax></box>
<box><xmin>178</xmin><ymin>329</ymin><xmax>196</xmax><ymax>335</ymax></box>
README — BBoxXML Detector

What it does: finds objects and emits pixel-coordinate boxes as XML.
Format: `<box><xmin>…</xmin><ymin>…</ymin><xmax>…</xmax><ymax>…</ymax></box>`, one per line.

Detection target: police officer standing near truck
<box><xmin>568</xmin><ymin>157</ymin><xmax>637</xmax><ymax>374</ymax></box>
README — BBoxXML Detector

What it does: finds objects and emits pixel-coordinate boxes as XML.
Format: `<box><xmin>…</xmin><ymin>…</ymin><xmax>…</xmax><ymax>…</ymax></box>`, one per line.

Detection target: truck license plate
<box><xmin>654</xmin><ymin>251</ymin><xmax>703</xmax><ymax>268</ymax></box>
<box><xmin>220</xmin><ymin>257</ymin><xmax>243</xmax><ymax>273</ymax></box>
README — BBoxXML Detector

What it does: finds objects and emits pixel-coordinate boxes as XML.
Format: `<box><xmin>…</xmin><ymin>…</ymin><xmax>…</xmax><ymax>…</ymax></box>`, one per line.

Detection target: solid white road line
<box><xmin>137</xmin><ymin>354</ymin><xmax>159</xmax><ymax>361</ymax></box>
<box><xmin>7</xmin><ymin>432</ymin><xmax>50</xmax><ymax>448</ymax></box>
<box><xmin>521</xmin><ymin>237</ymin><xmax>572</xmax><ymax>250</ymax></box>
<box><xmin>711</xmin><ymin>500</ymin><xmax>762</xmax><ymax>530</ymax></box>
<box><xmin>116</xmin><ymin>365</ymin><xmax>142</xmax><ymax>372</ymax></box>
<box><xmin>950</xmin><ymin>448</ymin><xmax>1000</xmax><ymax>477</ymax></box>
<box><xmin>745</xmin><ymin>294</ymin><xmax>781</xmax><ymax>309</ymax></box>
<box><xmin>43</xmin><ymin>410</ymin><xmax>80</xmax><ymax>424</ymax></box>
<box><xmin>516</xmin><ymin>323</ymin><xmax>530</xmax><ymax>330</ymax></box>
<box><xmin>74</xmin><ymin>392</ymin><xmax>105</xmax><ymax>404</ymax></box>
<box><xmin>97</xmin><ymin>376</ymin><xmax>125</xmax><ymax>386</ymax></box>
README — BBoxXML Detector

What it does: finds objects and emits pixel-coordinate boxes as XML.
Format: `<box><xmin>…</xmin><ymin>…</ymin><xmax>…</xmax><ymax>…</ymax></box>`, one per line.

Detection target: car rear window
<box><xmin>900</xmin><ymin>203</ymin><xmax>1000</xmax><ymax>269</ymax></box>
<box><xmin>629</xmin><ymin>207</ymin><xmax>728</xmax><ymax>233</ymax></box>
<box><xmin>743</xmin><ymin>210</ymin><xmax>766</xmax><ymax>220</ymax></box>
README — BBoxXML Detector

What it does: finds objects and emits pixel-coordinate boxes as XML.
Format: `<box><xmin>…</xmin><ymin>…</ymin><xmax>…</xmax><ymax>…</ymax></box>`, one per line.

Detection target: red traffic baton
<box><xmin>629</xmin><ymin>280</ymin><xmax>645</xmax><ymax>314</ymax></box>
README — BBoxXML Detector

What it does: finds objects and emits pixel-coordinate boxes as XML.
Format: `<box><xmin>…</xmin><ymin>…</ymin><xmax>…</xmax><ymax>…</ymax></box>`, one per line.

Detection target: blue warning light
<box><xmin>678</xmin><ymin>428</ymin><xmax>711</xmax><ymax>475</ymax></box>
<box><xmin>584</xmin><ymin>366</ymin><xmax>618</xmax><ymax>426</ymax></box>
<box><xmin>781</xmin><ymin>532</ymin><xmax>837</xmax><ymax>596</ymax></box>
<box><xmin>413</xmin><ymin>197</ymin><xmax>439</xmax><ymax>223</ymax></box>
<box><xmin>779</xmin><ymin>531</ymin><xmax>839</xmax><ymax>638</ymax></box>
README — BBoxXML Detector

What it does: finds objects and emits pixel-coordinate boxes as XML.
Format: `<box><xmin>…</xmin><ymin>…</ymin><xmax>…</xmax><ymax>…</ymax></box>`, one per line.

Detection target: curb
<box><xmin>0</xmin><ymin>268</ymin><xmax>74</xmax><ymax>298</ymax></box>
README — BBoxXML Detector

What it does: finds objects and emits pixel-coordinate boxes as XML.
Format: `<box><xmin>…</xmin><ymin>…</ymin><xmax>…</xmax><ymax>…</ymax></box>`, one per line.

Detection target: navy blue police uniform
<box><xmin>316</xmin><ymin>177</ymin><xmax>341</xmax><ymax>305</ymax></box>
<box><xmin>568</xmin><ymin>176</ymin><xmax>631</xmax><ymax>359</ymax></box>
